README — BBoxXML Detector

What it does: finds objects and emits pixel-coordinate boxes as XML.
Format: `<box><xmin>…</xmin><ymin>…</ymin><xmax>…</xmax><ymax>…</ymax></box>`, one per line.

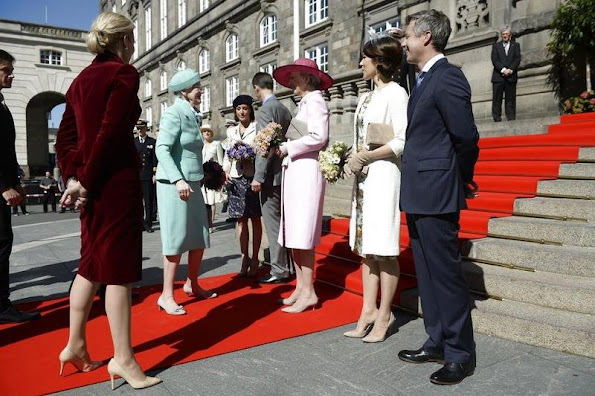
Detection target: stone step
<box><xmin>513</xmin><ymin>196</ymin><xmax>595</xmax><ymax>221</ymax></box>
<box><xmin>399</xmin><ymin>289</ymin><xmax>595</xmax><ymax>358</ymax></box>
<box><xmin>537</xmin><ymin>179</ymin><xmax>595</xmax><ymax>199</ymax></box>
<box><xmin>487</xmin><ymin>215</ymin><xmax>595</xmax><ymax>247</ymax></box>
<box><xmin>462</xmin><ymin>261</ymin><xmax>595</xmax><ymax>315</ymax></box>
<box><xmin>464</xmin><ymin>237</ymin><xmax>595</xmax><ymax>278</ymax></box>
<box><xmin>558</xmin><ymin>163</ymin><xmax>595</xmax><ymax>179</ymax></box>
<box><xmin>579</xmin><ymin>147</ymin><xmax>595</xmax><ymax>161</ymax></box>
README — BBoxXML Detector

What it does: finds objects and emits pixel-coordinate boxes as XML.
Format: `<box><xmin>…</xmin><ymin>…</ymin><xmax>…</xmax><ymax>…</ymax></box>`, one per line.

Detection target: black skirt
<box><xmin>227</xmin><ymin>176</ymin><xmax>262</xmax><ymax>219</ymax></box>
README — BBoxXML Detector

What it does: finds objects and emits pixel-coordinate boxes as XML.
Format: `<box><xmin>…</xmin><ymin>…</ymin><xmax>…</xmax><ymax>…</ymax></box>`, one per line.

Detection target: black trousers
<box><xmin>0</xmin><ymin>203</ymin><xmax>13</xmax><ymax>306</ymax></box>
<box><xmin>406</xmin><ymin>212</ymin><xmax>476</xmax><ymax>364</ymax></box>
<box><xmin>140</xmin><ymin>179</ymin><xmax>155</xmax><ymax>230</ymax></box>
<box><xmin>492</xmin><ymin>80</ymin><xmax>517</xmax><ymax>121</ymax></box>
<box><xmin>42</xmin><ymin>189</ymin><xmax>57</xmax><ymax>212</ymax></box>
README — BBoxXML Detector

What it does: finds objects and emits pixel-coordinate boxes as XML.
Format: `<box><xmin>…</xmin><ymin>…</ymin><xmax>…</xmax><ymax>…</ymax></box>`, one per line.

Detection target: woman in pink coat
<box><xmin>272</xmin><ymin>58</ymin><xmax>332</xmax><ymax>313</ymax></box>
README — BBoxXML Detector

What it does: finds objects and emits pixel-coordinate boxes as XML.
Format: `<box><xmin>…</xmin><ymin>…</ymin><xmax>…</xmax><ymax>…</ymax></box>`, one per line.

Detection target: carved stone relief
<box><xmin>455</xmin><ymin>0</ymin><xmax>490</xmax><ymax>33</ymax></box>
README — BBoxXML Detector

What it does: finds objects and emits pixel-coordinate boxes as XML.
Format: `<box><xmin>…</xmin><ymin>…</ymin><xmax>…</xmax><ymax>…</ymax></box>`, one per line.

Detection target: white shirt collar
<box><xmin>421</xmin><ymin>53</ymin><xmax>446</xmax><ymax>73</ymax></box>
<box><xmin>263</xmin><ymin>94</ymin><xmax>275</xmax><ymax>104</ymax></box>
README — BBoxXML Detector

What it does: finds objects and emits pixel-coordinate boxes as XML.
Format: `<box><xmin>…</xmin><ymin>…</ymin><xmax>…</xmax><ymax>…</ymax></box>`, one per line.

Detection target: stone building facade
<box><xmin>105</xmin><ymin>0</ymin><xmax>561</xmax><ymax>213</ymax></box>
<box><xmin>0</xmin><ymin>19</ymin><xmax>93</xmax><ymax>176</ymax></box>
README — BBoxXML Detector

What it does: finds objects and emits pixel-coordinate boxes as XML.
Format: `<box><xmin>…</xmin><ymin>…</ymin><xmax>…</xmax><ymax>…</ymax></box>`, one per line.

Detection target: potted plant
<box><xmin>546</xmin><ymin>0</ymin><xmax>595</xmax><ymax>103</ymax></box>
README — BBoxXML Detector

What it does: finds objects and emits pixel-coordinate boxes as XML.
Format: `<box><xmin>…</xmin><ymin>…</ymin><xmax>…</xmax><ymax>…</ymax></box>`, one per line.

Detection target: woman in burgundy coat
<box><xmin>55</xmin><ymin>12</ymin><xmax>161</xmax><ymax>390</ymax></box>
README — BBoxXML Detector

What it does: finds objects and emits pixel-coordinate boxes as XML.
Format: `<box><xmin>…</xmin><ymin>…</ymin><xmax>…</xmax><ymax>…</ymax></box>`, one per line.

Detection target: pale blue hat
<box><xmin>168</xmin><ymin>68</ymin><xmax>200</xmax><ymax>93</ymax></box>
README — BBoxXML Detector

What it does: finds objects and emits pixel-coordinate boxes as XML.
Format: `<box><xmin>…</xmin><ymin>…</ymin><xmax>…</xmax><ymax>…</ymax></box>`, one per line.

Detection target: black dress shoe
<box><xmin>0</xmin><ymin>304</ymin><xmax>41</xmax><ymax>324</ymax></box>
<box><xmin>430</xmin><ymin>356</ymin><xmax>475</xmax><ymax>385</ymax></box>
<box><xmin>398</xmin><ymin>347</ymin><xmax>445</xmax><ymax>364</ymax></box>
<box><xmin>257</xmin><ymin>274</ymin><xmax>291</xmax><ymax>284</ymax></box>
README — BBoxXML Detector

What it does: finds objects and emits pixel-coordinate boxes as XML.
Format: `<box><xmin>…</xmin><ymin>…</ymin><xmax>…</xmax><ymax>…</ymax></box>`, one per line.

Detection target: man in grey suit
<box><xmin>251</xmin><ymin>72</ymin><xmax>293</xmax><ymax>283</ymax></box>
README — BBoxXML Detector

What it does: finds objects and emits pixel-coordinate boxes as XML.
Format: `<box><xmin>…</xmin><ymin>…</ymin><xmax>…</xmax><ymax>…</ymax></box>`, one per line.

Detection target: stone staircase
<box><xmin>400</xmin><ymin>128</ymin><xmax>595</xmax><ymax>358</ymax></box>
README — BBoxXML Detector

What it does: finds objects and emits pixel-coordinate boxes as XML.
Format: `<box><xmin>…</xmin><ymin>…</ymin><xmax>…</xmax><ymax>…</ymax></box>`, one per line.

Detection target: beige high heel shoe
<box><xmin>182</xmin><ymin>284</ymin><xmax>218</xmax><ymax>299</ymax></box>
<box><xmin>362</xmin><ymin>312</ymin><xmax>396</xmax><ymax>343</ymax></box>
<box><xmin>59</xmin><ymin>347</ymin><xmax>102</xmax><ymax>376</ymax></box>
<box><xmin>157</xmin><ymin>295</ymin><xmax>186</xmax><ymax>315</ymax></box>
<box><xmin>281</xmin><ymin>297</ymin><xmax>319</xmax><ymax>313</ymax></box>
<box><xmin>107</xmin><ymin>358</ymin><xmax>162</xmax><ymax>390</ymax></box>
<box><xmin>343</xmin><ymin>312</ymin><xmax>378</xmax><ymax>338</ymax></box>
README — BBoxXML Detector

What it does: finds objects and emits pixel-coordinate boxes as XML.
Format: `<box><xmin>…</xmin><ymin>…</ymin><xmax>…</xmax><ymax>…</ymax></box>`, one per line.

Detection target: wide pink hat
<box><xmin>273</xmin><ymin>58</ymin><xmax>334</xmax><ymax>91</ymax></box>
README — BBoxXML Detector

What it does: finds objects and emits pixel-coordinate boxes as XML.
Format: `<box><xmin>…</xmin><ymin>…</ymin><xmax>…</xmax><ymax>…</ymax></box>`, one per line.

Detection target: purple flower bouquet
<box><xmin>226</xmin><ymin>141</ymin><xmax>256</xmax><ymax>161</ymax></box>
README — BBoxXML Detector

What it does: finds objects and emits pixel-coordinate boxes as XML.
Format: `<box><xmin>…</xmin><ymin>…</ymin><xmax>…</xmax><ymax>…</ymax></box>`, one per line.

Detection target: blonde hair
<box><xmin>86</xmin><ymin>12</ymin><xmax>134</xmax><ymax>55</ymax></box>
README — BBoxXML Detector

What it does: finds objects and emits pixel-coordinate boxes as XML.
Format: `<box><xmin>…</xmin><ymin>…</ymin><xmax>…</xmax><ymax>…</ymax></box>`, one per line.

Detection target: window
<box><xmin>145</xmin><ymin>7</ymin><xmax>152</xmax><ymax>50</ymax></box>
<box><xmin>40</xmin><ymin>50</ymin><xmax>62</xmax><ymax>65</ymax></box>
<box><xmin>112</xmin><ymin>3</ymin><xmax>117</xmax><ymax>12</ymax></box>
<box><xmin>132</xmin><ymin>18</ymin><xmax>138</xmax><ymax>60</ymax></box>
<box><xmin>305</xmin><ymin>0</ymin><xmax>329</xmax><ymax>28</ymax></box>
<box><xmin>225</xmin><ymin>34</ymin><xmax>239</xmax><ymax>62</ymax></box>
<box><xmin>372</xmin><ymin>18</ymin><xmax>399</xmax><ymax>34</ymax></box>
<box><xmin>260</xmin><ymin>63</ymin><xmax>277</xmax><ymax>91</ymax></box>
<box><xmin>145</xmin><ymin>79</ymin><xmax>152</xmax><ymax>98</ymax></box>
<box><xmin>160</xmin><ymin>71</ymin><xmax>168</xmax><ymax>91</ymax></box>
<box><xmin>200</xmin><ymin>85</ymin><xmax>210</xmax><ymax>113</ymax></box>
<box><xmin>199</xmin><ymin>49</ymin><xmax>210</xmax><ymax>74</ymax></box>
<box><xmin>122</xmin><ymin>0</ymin><xmax>126</xmax><ymax>6</ymax></box>
<box><xmin>178</xmin><ymin>0</ymin><xmax>186</xmax><ymax>27</ymax></box>
<box><xmin>260</xmin><ymin>14</ymin><xmax>278</xmax><ymax>47</ymax></box>
<box><xmin>145</xmin><ymin>106</ymin><xmax>153</xmax><ymax>126</ymax></box>
<box><xmin>177</xmin><ymin>61</ymin><xmax>186</xmax><ymax>71</ymax></box>
<box><xmin>160</xmin><ymin>0</ymin><xmax>168</xmax><ymax>41</ymax></box>
<box><xmin>199</xmin><ymin>0</ymin><xmax>209</xmax><ymax>12</ymax></box>
<box><xmin>305</xmin><ymin>43</ymin><xmax>328</xmax><ymax>72</ymax></box>
<box><xmin>226</xmin><ymin>75</ymin><xmax>239</xmax><ymax>107</ymax></box>
<box><xmin>160</xmin><ymin>101</ymin><xmax>168</xmax><ymax>115</ymax></box>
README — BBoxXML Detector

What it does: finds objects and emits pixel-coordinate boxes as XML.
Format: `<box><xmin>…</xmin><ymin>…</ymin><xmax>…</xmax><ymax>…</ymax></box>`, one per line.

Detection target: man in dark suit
<box><xmin>491</xmin><ymin>27</ymin><xmax>521</xmax><ymax>121</ymax></box>
<box><xmin>398</xmin><ymin>10</ymin><xmax>479</xmax><ymax>385</ymax></box>
<box><xmin>251</xmin><ymin>72</ymin><xmax>293</xmax><ymax>283</ymax></box>
<box><xmin>134</xmin><ymin>119</ymin><xmax>157</xmax><ymax>232</ymax></box>
<box><xmin>0</xmin><ymin>50</ymin><xmax>40</xmax><ymax>323</ymax></box>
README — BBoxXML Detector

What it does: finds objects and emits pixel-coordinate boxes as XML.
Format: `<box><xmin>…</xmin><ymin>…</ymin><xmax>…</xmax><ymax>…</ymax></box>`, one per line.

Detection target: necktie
<box><xmin>139</xmin><ymin>137</ymin><xmax>145</xmax><ymax>144</ymax></box>
<box><xmin>504</xmin><ymin>42</ymin><xmax>509</xmax><ymax>56</ymax></box>
<box><xmin>416</xmin><ymin>72</ymin><xmax>426</xmax><ymax>88</ymax></box>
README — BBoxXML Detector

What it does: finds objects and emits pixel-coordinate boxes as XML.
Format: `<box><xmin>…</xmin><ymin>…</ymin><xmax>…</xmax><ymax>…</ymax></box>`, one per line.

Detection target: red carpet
<box><xmin>314</xmin><ymin>112</ymin><xmax>595</xmax><ymax>305</ymax></box>
<box><xmin>0</xmin><ymin>275</ymin><xmax>361</xmax><ymax>395</ymax></box>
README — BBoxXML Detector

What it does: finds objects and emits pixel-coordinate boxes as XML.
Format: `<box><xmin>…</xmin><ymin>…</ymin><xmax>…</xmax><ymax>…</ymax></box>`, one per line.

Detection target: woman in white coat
<box><xmin>344</xmin><ymin>33</ymin><xmax>408</xmax><ymax>342</ymax></box>
<box><xmin>201</xmin><ymin>124</ymin><xmax>225</xmax><ymax>233</ymax></box>
<box><xmin>223</xmin><ymin>95</ymin><xmax>262</xmax><ymax>277</ymax></box>
<box><xmin>273</xmin><ymin>58</ymin><xmax>333</xmax><ymax>313</ymax></box>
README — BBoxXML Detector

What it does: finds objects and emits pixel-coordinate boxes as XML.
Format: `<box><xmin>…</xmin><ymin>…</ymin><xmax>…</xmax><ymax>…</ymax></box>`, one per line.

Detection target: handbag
<box><xmin>286</xmin><ymin>118</ymin><xmax>308</xmax><ymax>140</ymax></box>
<box><xmin>365</xmin><ymin>123</ymin><xmax>394</xmax><ymax>148</ymax></box>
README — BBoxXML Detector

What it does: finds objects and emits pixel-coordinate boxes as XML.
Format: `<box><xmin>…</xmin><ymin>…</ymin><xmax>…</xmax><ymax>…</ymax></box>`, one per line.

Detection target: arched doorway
<box><xmin>26</xmin><ymin>91</ymin><xmax>65</xmax><ymax>176</ymax></box>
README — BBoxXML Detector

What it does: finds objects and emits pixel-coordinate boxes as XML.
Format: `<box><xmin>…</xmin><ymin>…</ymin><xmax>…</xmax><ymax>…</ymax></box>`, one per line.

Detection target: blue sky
<box><xmin>0</xmin><ymin>0</ymin><xmax>99</xmax><ymax>31</ymax></box>
<box><xmin>1</xmin><ymin>1</ymin><xmax>100</xmax><ymax>126</ymax></box>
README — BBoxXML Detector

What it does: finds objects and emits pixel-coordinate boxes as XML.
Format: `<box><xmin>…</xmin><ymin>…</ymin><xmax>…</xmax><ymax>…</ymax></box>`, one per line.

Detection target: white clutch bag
<box><xmin>286</xmin><ymin>118</ymin><xmax>308</xmax><ymax>140</ymax></box>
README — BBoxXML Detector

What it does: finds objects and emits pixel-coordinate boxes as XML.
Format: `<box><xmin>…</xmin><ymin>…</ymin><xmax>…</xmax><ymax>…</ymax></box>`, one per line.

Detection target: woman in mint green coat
<box><xmin>155</xmin><ymin>68</ymin><xmax>215</xmax><ymax>315</ymax></box>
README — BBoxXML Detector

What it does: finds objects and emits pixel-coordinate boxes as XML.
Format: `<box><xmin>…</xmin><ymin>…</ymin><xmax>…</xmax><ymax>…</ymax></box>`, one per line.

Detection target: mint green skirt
<box><xmin>157</xmin><ymin>180</ymin><xmax>210</xmax><ymax>255</ymax></box>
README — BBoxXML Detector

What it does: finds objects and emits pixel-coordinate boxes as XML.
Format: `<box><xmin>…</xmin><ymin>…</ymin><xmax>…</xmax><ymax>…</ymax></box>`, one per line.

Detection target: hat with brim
<box><xmin>169</xmin><ymin>68</ymin><xmax>200</xmax><ymax>93</ymax></box>
<box><xmin>273</xmin><ymin>58</ymin><xmax>334</xmax><ymax>91</ymax></box>
<box><xmin>136</xmin><ymin>119</ymin><xmax>148</xmax><ymax>127</ymax></box>
<box><xmin>200</xmin><ymin>124</ymin><xmax>214</xmax><ymax>132</ymax></box>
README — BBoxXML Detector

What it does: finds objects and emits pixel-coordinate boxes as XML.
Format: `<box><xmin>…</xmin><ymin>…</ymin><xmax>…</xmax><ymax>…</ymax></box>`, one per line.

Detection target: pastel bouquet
<box><xmin>318</xmin><ymin>141</ymin><xmax>351</xmax><ymax>184</ymax></box>
<box><xmin>562</xmin><ymin>90</ymin><xmax>595</xmax><ymax>114</ymax></box>
<box><xmin>226</xmin><ymin>141</ymin><xmax>256</xmax><ymax>161</ymax></box>
<box><xmin>202</xmin><ymin>160</ymin><xmax>226</xmax><ymax>190</ymax></box>
<box><xmin>254</xmin><ymin>122</ymin><xmax>283</xmax><ymax>157</ymax></box>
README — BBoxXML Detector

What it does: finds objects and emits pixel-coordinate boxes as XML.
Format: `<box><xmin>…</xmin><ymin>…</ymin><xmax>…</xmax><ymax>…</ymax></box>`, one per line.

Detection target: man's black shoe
<box><xmin>257</xmin><ymin>274</ymin><xmax>291</xmax><ymax>284</ymax></box>
<box><xmin>398</xmin><ymin>348</ymin><xmax>445</xmax><ymax>364</ymax></box>
<box><xmin>0</xmin><ymin>304</ymin><xmax>41</xmax><ymax>324</ymax></box>
<box><xmin>430</xmin><ymin>356</ymin><xmax>475</xmax><ymax>385</ymax></box>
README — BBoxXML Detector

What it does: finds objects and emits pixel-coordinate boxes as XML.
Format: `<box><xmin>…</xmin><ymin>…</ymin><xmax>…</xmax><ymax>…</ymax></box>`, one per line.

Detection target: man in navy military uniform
<box><xmin>134</xmin><ymin>119</ymin><xmax>157</xmax><ymax>232</ymax></box>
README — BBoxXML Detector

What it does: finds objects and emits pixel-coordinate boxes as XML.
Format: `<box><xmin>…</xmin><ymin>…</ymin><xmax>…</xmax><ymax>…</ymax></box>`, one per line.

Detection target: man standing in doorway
<box><xmin>0</xmin><ymin>49</ymin><xmax>40</xmax><ymax>323</ymax></box>
<box><xmin>134</xmin><ymin>119</ymin><xmax>157</xmax><ymax>232</ymax></box>
<box><xmin>251</xmin><ymin>72</ymin><xmax>293</xmax><ymax>283</ymax></box>
<box><xmin>491</xmin><ymin>27</ymin><xmax>521</xmax><ymax>122</ymax></box>
<box><xmin>39</xmin><ymin>171</ymin><xmax>58</xmax><ymax>213</ymax></box>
